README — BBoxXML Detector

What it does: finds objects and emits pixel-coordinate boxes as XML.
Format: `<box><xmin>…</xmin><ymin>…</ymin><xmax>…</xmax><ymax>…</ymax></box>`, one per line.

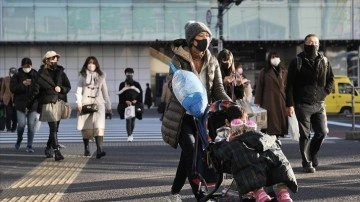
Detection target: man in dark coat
<box><xmin>117</xmin><ymin>67</ymin><xmax>143</xmax><ymax>142</ymax></box>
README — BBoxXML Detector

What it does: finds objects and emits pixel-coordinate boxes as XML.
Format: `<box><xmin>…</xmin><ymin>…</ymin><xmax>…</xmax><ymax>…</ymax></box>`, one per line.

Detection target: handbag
<box><xmin>82</xmin><ymin>103</ymin><xmax>99</xmax><ymax>114</ymax></box>
<box><xmin>124</xmin><ymin>105</ymin><xmax>135</xmax><ymax>119</ymax></box>
<box><xmin>60</xmin><ymin>100</ymin><xmax>72</xmax><ymax>119</ymax></box>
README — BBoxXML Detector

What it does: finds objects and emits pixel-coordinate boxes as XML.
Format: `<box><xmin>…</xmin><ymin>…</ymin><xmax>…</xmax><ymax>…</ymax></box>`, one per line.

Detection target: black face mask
<box><xmin>49</xmin><ymin>62</ymin><xmax>57</xmax><ymax>70</ymax></box>
<box><xmin>194</xmin><ymin>39</ymin><xmax>209</xmax><ymax>52</ymax></box>
<box><xmin>304</xmin><ymin>45</ymin><xmax>318</xmax><ymax>60</ymax></box>
<box><xmin>126</xmin><ymin>75</ymin><xmax>134</xmax><ymax>85</ymax></box>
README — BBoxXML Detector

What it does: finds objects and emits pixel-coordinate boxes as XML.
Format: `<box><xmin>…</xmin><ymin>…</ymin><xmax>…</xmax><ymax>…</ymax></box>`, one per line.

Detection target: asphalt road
<box><xmin>0</xmin><ymin>109</ymin><xmax>359</xmax><ymax>202</ymax></box>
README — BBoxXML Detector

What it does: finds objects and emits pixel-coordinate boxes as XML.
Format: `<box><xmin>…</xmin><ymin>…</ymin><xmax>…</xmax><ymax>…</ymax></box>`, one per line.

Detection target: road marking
<box><xmin>0</xmin><ymin>155</ymin><xmax>89</xmax><ymax>202</ymax></box>
<box><xmin>327</xmin><ymin>121</ymin><xmax>360</xmax><ymax>128</ymax></box>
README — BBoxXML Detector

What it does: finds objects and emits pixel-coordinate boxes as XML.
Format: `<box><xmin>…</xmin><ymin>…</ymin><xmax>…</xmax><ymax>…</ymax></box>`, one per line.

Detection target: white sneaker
<box><xmin>127</xmin><ymin>135</ymin><xmax>133</xmax><ymax>142</ymax></box>
<box><xmin>166</xmin><ymin>194</ymin><xmax>182</xmax><ymax>202</ymax></box>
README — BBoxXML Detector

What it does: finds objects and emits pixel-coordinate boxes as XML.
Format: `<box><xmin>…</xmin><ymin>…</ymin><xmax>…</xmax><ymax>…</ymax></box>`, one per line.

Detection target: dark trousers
<box><xmin>5</xmin><ymin>103</ymin><xmax>17</xmax><ymax>132</ymax></box>
<box><xmin>47</xmin><ymin>121</ymin><xmax>60</xmax><ymax>149</ymax></box>
<box><xmin>126</xmin><ymin>117</ymin><xmax>135</xmax><ymax>136</ymax></box>
<box><xmin>295</xmin><ymin>102</ymin><xmax>327</xmax><ymax>168</ymax></box>
<box><xmin>171</xmin><ymin>114</ymin><xmax>200</xmax><ymax>198</ymax></box>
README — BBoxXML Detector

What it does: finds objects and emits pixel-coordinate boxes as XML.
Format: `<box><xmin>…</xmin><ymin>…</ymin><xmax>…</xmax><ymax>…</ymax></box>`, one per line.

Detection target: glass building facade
<box><xmin>0</xmin><ymin>0</ymin><xmax>359</xmax><ymax>105</ymax></box>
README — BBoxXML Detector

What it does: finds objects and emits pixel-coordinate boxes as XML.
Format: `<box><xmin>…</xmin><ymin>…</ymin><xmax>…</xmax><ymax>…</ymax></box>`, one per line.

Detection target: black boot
<box><xmin>54</xmin><ymin>147</ymin><xmax>64</xmax><ymax>161</ymax></box>
<box><xmin>83</xmin><ymin>138</ymin><xmax>90</xmax><ymax>156</ymax></box>
<box><xmin>45</xmin><ymin>146</ymin><xmax>53</xmax><ymax>158</ymax></box>
<box><xmin>95</xmin><ymin>136</ymin><xmax>106</xmax><ymax>159</ymax></box>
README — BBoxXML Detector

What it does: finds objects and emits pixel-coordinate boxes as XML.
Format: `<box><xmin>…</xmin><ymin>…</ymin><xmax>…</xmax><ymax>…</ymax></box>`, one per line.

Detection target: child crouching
<box><xmin>211</xmin><ymin>105</ymin><xmax>298</xmax><ymax>202</ymax></box>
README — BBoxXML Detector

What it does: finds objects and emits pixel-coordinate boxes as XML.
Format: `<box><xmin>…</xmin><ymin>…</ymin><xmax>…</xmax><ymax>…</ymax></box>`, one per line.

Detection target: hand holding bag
<box><xmin>82</xmin><ymin>103</ymin><xmax>99</xmax><ymax>114</ymax></box>
<box><xmin>124</xmin><ymin>105</ymin><xmax>135</xmax><ymax>119</ymax></box>
<box><xmin>288</xmin><ymin>113</ymin><xmax>300</xmax><ymax>141</ymax></box>
<box><xmin>60</xmin><ymin>100</ymin><xmax>72</xmax><ymax>119</ymax></box>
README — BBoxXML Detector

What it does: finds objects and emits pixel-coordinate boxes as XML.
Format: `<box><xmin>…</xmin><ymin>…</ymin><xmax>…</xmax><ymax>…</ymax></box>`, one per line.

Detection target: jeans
<box><xmin>295</xmin><ymin>102</ymin><xmax>328</xmax><ymax>168</ymax></box>
<box><xmin>16</xmin><ymin>110</ymin><xmax>37</xmax><ymax>148</ymax></box>
<box><xmin>126</xmin><ymin>117</ymin><xmax>135</xmax><ymax>136</ymax></box>
<box><xmin>171</xmin><ymin>114</ymin><xmax>200</xmax><ymax>198</ymax></box>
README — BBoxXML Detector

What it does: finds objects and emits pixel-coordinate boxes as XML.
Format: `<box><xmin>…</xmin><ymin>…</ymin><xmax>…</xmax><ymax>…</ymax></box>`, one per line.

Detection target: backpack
<box><xmin>296</xmin><ymin>55</ymin><xmax>328</xmax><ymax>71</ymax></box>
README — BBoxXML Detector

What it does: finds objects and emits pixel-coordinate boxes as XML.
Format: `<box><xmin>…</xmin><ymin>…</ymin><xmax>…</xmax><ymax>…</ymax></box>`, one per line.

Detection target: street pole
<box><xmin>218</xmin><ymin>3</ymin><xmax>224</xmax><ymax>52</ymax></box>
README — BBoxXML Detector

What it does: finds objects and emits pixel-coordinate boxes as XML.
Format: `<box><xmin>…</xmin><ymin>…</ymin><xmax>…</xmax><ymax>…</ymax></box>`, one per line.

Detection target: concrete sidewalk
<box><xmin>1</xmin><ymin>138</ymin><xmax>360</xmax><ymax>202</ymax></box>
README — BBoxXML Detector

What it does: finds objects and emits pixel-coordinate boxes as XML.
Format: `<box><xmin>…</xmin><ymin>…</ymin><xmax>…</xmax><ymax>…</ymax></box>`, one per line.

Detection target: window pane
<box><xmin>68</xmin><ymin>7</ymin><xmax>100</xmax><ymax>41</ymax></box>
<box><xmin>101</xmin><ymin>7</ymin><xmax>132</xmax><ymax>41</ymax></box>
<box><xmin>164</xmin><ymin>4</ymin><xmax>196</xmax><ymax>40</ymax></box>
<box><xmin>133</xmin><ymin>3</ymin><xmax>165</xmax><ymax>41</ymax></box>
<box><xmin>34</xmin><ymin>7</ymin><xmax>67</xmax><ymax>41</ymax></box>
<box><xmin>3</xmin><ymin>7</ymin><xmax>34</xmax><ymax>41</ymax></box>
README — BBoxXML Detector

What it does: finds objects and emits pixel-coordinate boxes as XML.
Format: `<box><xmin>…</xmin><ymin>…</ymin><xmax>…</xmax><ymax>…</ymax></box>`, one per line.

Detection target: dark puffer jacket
<box><xmin>210</xmin><ymin>131</ymin><xmax>298</xmax><ymax>194</ymax></box>
<box><xmin>161</xmin><ymin>39</ymin><xmax>230</xmax><ymax>149</ymax></box>
<box><xmin>27</xmin><ymin>65</ymin><xmax>71</xmax><ymax>112</ymax></box>
<box><xmin>10</xmin><ymin>68</ymin><xmax>38</xmax><ymax>113</ymax></box>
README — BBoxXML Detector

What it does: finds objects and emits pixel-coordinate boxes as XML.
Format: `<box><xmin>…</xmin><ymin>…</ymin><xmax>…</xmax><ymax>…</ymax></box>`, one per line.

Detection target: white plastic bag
<box><xmin>124</xmin><ymin>105</ymin><xmax>135</xmax><ymax>119</ymax></box>
<box><xmin>34</xmin><ymin>113</ymin><xmax>41</xmax><ymax>133</ymax></box>
<box><xmin>288</xmin><ymin>114</ymin><xmax>299</xmax><ymax>141</ymax></box>
<box><xmin>169</xmin><ymin>62</ymin><xmax>208</xmax><ymax>118</ymax></box>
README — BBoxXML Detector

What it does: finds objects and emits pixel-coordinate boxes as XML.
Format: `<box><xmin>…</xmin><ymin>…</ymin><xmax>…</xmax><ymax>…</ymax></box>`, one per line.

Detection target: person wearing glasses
<box><xmin>285</xmin><ymin>34</ymin><xmax>334</xmax><ymax>173</ymax></box>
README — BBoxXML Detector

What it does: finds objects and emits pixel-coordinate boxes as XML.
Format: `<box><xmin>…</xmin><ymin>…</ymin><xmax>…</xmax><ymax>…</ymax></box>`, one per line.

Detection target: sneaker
<box><xmin>127</xmin><ymin>135</ymin><xmax>133</xmax><ymax>142</ymax></box>
<box><xmin>59</xmin><ymin>144</ymin><xmax>66</xmax><ymax>148</ymax></box>
<box><xmin>255</xmin><ymin>188</ymin><xmax>272</xmax><ymax>202</ymax></box>
<box><xmin>26</xmin><ymin>147</ymin><xmax>35</xmax><ymax>153</ymax></box>
<box><xmin>303</xmin><ymin>166</ymin><xmax>316</xmax><ymax>173</ymax></box>
<box><xmin>166</xmin><ymin>194</ymin><xmax>182</xmax><ymax>202</ymax></box>
<box><xmin>277</xmin><ymin>189</ymin><xmax>293</xmax><ymax>202</ymax></box>
<box><xmin>15</xmin><ymin>143</ymin><xmax>20</xmax><ymax>150</ymax></box>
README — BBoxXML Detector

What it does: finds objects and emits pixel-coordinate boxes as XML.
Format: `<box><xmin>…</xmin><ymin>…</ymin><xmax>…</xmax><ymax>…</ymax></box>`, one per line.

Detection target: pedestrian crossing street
<box><xmin>0</xmin><ymin>117</ymin><xmax>343</xmax><ymax>144</ymax></box>
<box><xmin>0</xmin><ymin>118</ymin><xmax>163</xmax><ymax>144</ymax></box>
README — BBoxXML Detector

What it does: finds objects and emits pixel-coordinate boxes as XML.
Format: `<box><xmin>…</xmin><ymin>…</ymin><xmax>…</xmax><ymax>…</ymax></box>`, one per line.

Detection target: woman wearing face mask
<box><xmin>218</xmin><ymin>49</ymin><xmax>237</xmax><ymax>98</ymax></box>
<box><xmin>117</xmin><ymin>68</ymin><xmax>143</xmax><ymax>142</ymax></box>
<box><xmin>162</xmin><ymin>21</ymin><xmax>230</xmax><ymax>201</ymax></box>
<box><xmin>254</xmin><ymin>51</ymin><xmax>288</xmax><ymax>137</ymax></box>
<box><xmin>76</xmin><ymin>56</ymin><xmax>112</xmax><ymax>158</ymax></box>
<box><xmin>10</xmin><ymin>57</ymin><xmax>38</xmax><ymax>152</ymax></box>
<box><xmin>27</xmin><ymin>51</ymin><xmax>71</xmax><ymax>161</ymax></box>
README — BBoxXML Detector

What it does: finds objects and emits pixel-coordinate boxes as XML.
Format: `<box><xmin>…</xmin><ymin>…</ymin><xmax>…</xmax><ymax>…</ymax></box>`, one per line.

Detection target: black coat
<box><xmin>28</xmin><ymin>65</ymin><xmax>71</xmax><ymax>112</ymax></box>
<box><xmin>10</xmin><ymin>68</ymin><xmax>38</xmax><ymax>113</ymax></box>
<box><xmin>117</xmin><ymin>81</ymin><xmax>143</xmax><ymax>120</ymax></box>
<box><xmin>211</xmin><ymin>131</ymin><xmax>298</xmax><ymax>194</ymax></box>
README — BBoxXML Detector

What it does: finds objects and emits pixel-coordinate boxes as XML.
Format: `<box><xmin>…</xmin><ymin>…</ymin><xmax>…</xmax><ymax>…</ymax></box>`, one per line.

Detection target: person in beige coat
<box><xmin>0</xmin><ymin>67</ymin><xmax>18</xmax><ymax>132</ymax></box>
<box><xmin>75</xmin><ymin>56</ymin><xmax>112</xmax><ymax>159</ymax></box>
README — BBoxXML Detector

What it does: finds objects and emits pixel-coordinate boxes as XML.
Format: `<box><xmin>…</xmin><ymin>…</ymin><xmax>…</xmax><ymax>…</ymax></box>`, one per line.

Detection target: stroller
<box><xmin>192</xmin><ymin>100</ymin><xmax>281</xmax><ymax>202</ymax></box>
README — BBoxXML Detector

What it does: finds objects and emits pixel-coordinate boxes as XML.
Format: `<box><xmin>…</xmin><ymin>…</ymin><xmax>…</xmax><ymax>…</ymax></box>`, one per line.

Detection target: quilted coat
<box><xmin>161</xmin><ymin>39</ymin><xmax>230</xmax><ymax>149</ymax></box>
<box><xmin>210</xmin><ymin>131</ymin><xmax>298</xmax><ymax>194</ymax></box>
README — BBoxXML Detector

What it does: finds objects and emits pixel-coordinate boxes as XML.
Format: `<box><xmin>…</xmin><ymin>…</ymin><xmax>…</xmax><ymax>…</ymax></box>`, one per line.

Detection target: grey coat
<box><xmin>161</xmin><ymin>39</ymin><xmax>230</xmax><ymax>148</ymax></box>
<box><xmin>76</xmin><ymin>72</ymin><xmax>111</xmax><ymax>137</ymax></box>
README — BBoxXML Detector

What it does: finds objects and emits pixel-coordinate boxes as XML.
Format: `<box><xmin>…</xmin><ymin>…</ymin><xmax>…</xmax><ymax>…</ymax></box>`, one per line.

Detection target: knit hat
<box><xmin>185</xmin><ymin>21</ymin><xmax>212</xmax><ymax>46</ymax></box>
<box><xmin>42</xmin><ymin>51</ymin><xmax>60</xmax><ymax>62</ymax></box>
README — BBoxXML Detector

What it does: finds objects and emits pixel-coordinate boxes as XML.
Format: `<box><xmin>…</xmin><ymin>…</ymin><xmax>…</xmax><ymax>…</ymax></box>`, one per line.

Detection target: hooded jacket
<box><xmin>211</xmin><ymin>131</ymin><xmax>298</xmax><ymax>194</ymax></box>
<box><xmin>161</xmin><ymin>39</ymin><xmax>230</xmax><ymax>149</ymax></box>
